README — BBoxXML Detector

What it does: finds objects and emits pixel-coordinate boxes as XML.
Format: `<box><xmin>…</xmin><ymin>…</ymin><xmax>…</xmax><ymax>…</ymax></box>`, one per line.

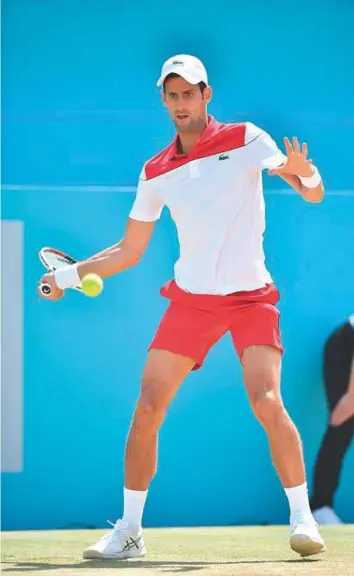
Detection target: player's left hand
<box><xmin>38</xmin><ymin>273</ymin><xmax>64</xmax><ymax>300</ymax></box>
<box><xmin>330</xmin><ymin>392</ymin><xmax>354</xmax><ymax>426</ymax></box>
<box><xmin>268</xmin><ymin>137</ymin><xmax>314</xmax><ymax>178</ymax></box>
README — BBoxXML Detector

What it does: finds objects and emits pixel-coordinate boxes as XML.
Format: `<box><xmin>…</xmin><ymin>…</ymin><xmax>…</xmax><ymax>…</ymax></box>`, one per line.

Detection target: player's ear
<box><xmin>161</xmin><ymin>90</ymin><xmax>168</xmax><ymax>108</ymax></box>
<box><xmin>204</xmin><ymin>86</ymin><xmax>212</xmax><ymax>104</ymax></box>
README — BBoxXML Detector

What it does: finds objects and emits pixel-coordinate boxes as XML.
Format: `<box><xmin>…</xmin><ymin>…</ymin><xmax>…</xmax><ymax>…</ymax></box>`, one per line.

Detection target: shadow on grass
<box><xmin>2</xmin><ymin>558</ymin><xmax>321</xmax><ymax>573</ymax></box>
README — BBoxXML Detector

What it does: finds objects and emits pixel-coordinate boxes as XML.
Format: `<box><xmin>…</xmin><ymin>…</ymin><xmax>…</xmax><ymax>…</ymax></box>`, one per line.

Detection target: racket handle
<box><xmin>41</xmin><ymin>283</ymin><xmax>52</xmax><ymax>295</ymax></box>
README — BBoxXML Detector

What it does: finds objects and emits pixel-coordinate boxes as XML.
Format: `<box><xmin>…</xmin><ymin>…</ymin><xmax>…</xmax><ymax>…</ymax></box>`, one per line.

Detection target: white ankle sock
<box><xmin>285</xmin><ymin>483</ymin><xmax>312</xmax><ymax>519</ymax></box>
<box><xmin>122</xmin><ymin>488</ymin><xmax>148</xmax><ymax>532</ymax></box>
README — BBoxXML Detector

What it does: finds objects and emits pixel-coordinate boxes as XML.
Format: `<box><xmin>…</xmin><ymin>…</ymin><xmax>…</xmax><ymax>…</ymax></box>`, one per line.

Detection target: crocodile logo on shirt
<box><xmin>219</xmin><ymin>154</ymin><xmax>230</xmax><ymax>161</ymax></box>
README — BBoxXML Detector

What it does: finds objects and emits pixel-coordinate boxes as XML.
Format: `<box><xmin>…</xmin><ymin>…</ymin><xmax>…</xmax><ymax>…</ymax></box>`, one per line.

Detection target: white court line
<box><xmin>1</xmin><ymin>184</ymin><xmax>354</xmax><ymax>196</ymax></box>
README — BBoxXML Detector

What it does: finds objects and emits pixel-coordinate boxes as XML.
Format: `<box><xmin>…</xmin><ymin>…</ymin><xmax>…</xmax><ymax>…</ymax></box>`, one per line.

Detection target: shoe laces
<box><xmin>100</xmin><ymin>519</ymin><xmax>128</xmax><ymax>542</ymax></box>
<box><xmin>291</xmin><ymin>511</ymin><xmax>318</xmax><ymax>529</ymax></box>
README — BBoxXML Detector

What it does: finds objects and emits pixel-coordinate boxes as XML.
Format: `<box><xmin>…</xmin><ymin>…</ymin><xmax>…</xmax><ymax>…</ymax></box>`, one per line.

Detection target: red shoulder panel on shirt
<box><xmin>145</xmin><ymin>120</ymin><xmax>246</xmax><ymax>180</ymax></box>
<box><xmin>144</xmin><ymin>145</ymin><xmax>175</xmax><ymax>181</ymax></box>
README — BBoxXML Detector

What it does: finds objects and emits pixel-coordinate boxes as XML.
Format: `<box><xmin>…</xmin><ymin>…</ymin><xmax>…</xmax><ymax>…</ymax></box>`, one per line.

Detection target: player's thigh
<box><xmin>150</xmin><ymin>301</ymin><xmax>227</xmax><ymax>371</ymax></box>
<box><xmin>242</xmin><ymin>345</ymin><xmax>282</xmax><ymax>406</ymax></box>
<box><xmin>231</xmin><ymin>298</ymin><xmax>282</xmax><ymax>363</ymax></box>
<box><xmin>140</xmin><ymin>349</ymin><xmax>195</xmax><ymax>412</ymax></box>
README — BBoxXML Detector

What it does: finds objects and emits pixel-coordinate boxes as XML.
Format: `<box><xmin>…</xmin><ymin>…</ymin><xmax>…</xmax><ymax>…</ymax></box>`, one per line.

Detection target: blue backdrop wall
<box><xmin>2</xmin><ymin>0</ymin><xmax>354</xmax><ymax>530</ymax></box>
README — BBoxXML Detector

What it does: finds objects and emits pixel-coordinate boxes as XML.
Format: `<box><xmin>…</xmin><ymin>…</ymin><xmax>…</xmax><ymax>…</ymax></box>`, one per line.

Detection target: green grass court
<box><xmin>2</xmin><ymin>525</ymin><xmax>354</xmax><ymax>576</ymax></box>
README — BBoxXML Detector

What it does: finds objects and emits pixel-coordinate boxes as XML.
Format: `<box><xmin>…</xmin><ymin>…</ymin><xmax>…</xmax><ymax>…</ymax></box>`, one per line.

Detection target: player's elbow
<box><xmin>122</xmin><ymin>245</ymin><xmax>143</xmax><ymax>266</ymax></box>
<box><xmin>130</xmin><ymin>252</ymin><xmax>142</xmax><ymax>266</ymax></box>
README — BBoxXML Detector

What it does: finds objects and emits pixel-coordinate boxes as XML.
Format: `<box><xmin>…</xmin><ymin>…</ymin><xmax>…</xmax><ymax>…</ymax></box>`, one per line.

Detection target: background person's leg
<box><xmin>311</xmin><ymin>324</ymin><xmax>354</xmax><ymax>518</ymax></box>
<box><xmin>310</xmin><ymin>420</ymin><xmax>354</xmax><ymax>514</ymax></box>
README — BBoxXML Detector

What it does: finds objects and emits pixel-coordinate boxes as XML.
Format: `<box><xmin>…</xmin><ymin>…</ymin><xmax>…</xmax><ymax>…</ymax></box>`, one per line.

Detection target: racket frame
<box><xmin>39</xmin><ymin>247</ymin><xmax>82</xmax><ymax>295</ymax></box>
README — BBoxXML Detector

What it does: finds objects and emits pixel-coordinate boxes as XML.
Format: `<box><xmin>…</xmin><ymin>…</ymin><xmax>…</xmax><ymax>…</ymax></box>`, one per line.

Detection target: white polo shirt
<box><xmin>129</xmin><ymin>116</ymin><xmax>286</xmax><ymax>295</ymax></box>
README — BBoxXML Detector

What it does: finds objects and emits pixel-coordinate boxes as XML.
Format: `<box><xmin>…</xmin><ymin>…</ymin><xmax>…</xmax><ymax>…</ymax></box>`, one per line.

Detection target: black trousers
<box><xmin>310</xmin><ymin>321</ymin><xmax>354</xmax><ymax>511</ymax></box>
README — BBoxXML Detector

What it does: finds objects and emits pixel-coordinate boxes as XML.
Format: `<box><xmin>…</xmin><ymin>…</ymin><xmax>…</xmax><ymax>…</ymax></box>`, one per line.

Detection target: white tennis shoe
<box><xmin>290</xmin><ymin>512</ymin><xmax>326</xmax><ymax>557</ymax></box>
<box><xmin>313</xmin><ymin>505</ymin><xmax>343</xmax><ymax>525</ymax></box>
<box><xmin>83</xmin><ymin>519</ymin><xmax>147</xmax><ymax>560</ymax></box>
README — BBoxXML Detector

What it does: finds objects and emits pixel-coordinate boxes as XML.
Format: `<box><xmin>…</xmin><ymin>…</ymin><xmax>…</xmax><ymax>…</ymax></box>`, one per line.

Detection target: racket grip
<box><xmin>41</xmin><ymin>283</ymin><xmax>52</xmax><ymax>295</ymax></box>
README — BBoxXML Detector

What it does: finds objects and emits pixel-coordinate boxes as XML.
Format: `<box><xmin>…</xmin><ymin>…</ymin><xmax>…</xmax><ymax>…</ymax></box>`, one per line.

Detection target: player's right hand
<box><xmin>38</xmin><ymin>273</ymin><xmax>64</xmax><ymax>301</ymax></box>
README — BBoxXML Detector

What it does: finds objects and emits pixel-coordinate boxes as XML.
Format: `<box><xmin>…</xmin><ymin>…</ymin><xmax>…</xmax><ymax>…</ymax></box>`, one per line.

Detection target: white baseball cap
<box><xmin>157</xmin><ymin>54</ymin><xmax>208</xmax><ymax>87</ymax></box>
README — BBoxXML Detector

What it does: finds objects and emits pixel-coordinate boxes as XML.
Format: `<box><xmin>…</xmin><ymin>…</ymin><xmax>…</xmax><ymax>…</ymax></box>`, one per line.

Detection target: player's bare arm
<box><xmin>38</xmin><ymin>219</ymin><xmax>155</xmax><ymax>298</ymax></box>
<box><xmin>90</xmin><ymin>238</ymin><xmax>124</xmax><ymax>260</ymax></box>
<box><xmin>269</xmin><ymin>137</ymin><xmax>324</xmax><ymax>203</ymax></box>
<box><xmin>78</xmin><ymin>218</ymin><xmax>155</xmax><ymax>277</ymax></box>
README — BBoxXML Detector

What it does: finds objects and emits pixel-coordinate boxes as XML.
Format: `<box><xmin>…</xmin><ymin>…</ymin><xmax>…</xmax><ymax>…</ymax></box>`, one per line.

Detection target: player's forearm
<box><xmin>77</xmin><ymin>245</ymin><xmax>141</xmax><ymax>279</ymax></box>
<box><xmin>90</xmin><ymin>239</ymin><xmax>124</xmax><ymax>260</ymax></box>
<box><xmin>290</xmin><ymin>179</ymin><xmax>324</xmax><ymax>202</ymax></box>
<box><xmin>299</xmin><ymin>180</ymin><xmax>324</xmax><ymax>203</ymax></box>
<box><xmin>280</xmin><ymin>173</ymin><xmax>324</xmax><ymax>203</ymax></box>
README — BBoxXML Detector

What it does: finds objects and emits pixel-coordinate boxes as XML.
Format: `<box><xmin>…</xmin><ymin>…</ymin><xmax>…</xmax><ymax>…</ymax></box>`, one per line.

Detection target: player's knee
<box><xmin>249</xmin><ymin>383</ymin><xmax>284</xmax><ymax>427</ymax></box>
<box><xmin>133</xmin><ymin>379</ymin><xmax>169</xmax><ymax>433</ymax></box>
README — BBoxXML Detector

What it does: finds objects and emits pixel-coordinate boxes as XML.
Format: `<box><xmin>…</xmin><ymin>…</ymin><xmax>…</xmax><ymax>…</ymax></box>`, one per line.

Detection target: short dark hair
<box><xmin>163</xmin><ymin>73</ymin><xmax>207</xmax><ymax>95</ymax></box>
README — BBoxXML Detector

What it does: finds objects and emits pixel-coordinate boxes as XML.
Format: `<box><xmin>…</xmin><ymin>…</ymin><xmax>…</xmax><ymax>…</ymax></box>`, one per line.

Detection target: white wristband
<box><xmin>54</xmin><ymin>264</ymin><xmax>81</xmax><ymax>290</ymax></box>
<box><xmin>298</xmin><ymin>166</ymin><xmax>322</xmax><ymax>188</ymax></box>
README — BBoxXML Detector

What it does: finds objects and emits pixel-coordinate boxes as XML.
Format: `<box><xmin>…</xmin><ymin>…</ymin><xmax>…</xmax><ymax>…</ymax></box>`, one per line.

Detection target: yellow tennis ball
<box><xmin>81</xmin><ymin>273</ymin><xmax>103</xmax><ymax>297</ymax></box>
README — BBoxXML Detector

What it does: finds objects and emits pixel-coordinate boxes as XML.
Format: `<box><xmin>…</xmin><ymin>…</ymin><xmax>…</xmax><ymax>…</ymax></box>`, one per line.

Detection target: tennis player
<box><xmin>38</xmin><ymin>55</ymin><xmax>326</xmax><ymax>559</ymax></box>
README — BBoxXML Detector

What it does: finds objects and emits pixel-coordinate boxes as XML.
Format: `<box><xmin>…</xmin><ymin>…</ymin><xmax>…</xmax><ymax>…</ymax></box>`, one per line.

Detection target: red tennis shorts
<box><xmin>149</xmin><ymin>280</ymin><xmax>283</xmax><ymax>369</ymax></box>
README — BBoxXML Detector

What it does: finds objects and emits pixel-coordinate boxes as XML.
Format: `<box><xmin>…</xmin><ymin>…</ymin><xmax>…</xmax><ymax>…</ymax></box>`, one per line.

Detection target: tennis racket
<box><xmin>39</xmin><ymin>247</ymin><xmax>82</xmax><ymax>295</ymax></box>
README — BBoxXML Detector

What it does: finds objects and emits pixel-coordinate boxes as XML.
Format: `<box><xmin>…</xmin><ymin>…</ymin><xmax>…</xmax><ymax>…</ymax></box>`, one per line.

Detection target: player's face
<box><xmin>162</xmin><ymin>76</ymin><xmax>212</xmax><ymax>133</ymax></box>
